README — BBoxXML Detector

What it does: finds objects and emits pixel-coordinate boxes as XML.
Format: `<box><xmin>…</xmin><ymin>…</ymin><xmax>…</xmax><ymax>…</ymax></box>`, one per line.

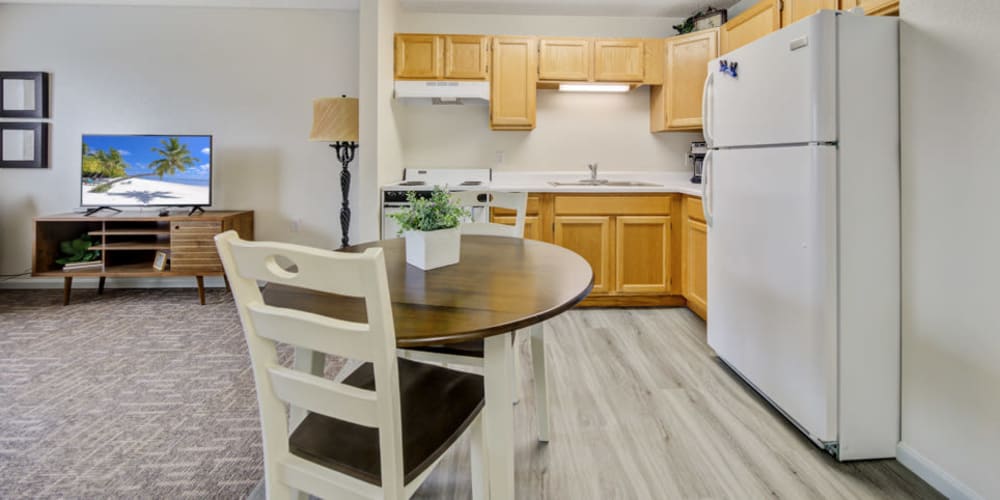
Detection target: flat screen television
<box><xmin>81</xmin><ymin>134</ymin><xmax>212</xmax><ymax>208</ymax></box>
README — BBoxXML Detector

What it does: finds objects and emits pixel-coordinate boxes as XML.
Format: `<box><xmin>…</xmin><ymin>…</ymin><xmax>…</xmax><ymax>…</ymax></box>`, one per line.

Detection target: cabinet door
<box><xmin>684</xmin><ymin>216</ymin><xmax>708</xmax><ymax>320</ymax></box>
<box><xmin>395</xmin><ymin>34</ymin><xmax>442</xmax><ymax>79</ymax></box>
<box><xmin>492</xmin><ymin>215</ymin><xmax>542</xmax><ymax>241</ymax></box>
<box><xmin>662</xmin><ymin>28</ymin><xmax>719</xmax><ymax>130</ymax></box>
<box><xmin>538</xmin><ymin>38</ymin><xmax>592</xmax><ymax>81</ymax></box>
<box><xmin>491</xmin><ymin>36</ymin><xmax>538</xmax><ymax>130</ymax></box>
<box><xmin>839</xmin><ymin>0</ymin><xmax>898</xmax><ymax>15</ymax></box>
<box><xmin>444</xmin><ymin>35</ymin><xmax>490</xmax><ymax>80</ymax></box>
<box><xmin>782</xmin><ymin>0</ymin><xmax>837</xmax><ymax>26</ymax></box>
<box><xmin>554</xmin><ymin>216</ymin><xmax>613</xmax><ymax>295</ymax></box>
<box><xmin>593</xmin><ymin>39</ymin><xmax>644</xmax><ymax>82</ymax></box>
<box><xmin>616</xmin><ymin>216</ymin><xmax>671</xmax><ymax>294</ymax></box>
<box><xmin>721</xmin><ymin>0</ymin><xmax>781</xmax><ymax>54</ymax></box>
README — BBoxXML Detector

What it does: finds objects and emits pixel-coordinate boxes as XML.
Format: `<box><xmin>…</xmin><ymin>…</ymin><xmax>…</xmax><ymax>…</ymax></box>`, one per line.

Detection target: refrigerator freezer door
<box><xmin>707</xmin><ymin>145</ymin><xmax>839</xmax><ymax>443</ymax></box>
<box><xmin>706</xmin><ymin>10</ymin><xmax>837</xmax><ymax>149</ymax></box>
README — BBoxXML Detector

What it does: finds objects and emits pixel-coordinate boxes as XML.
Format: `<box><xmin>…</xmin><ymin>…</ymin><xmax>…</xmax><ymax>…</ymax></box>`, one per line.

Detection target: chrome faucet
<box><xmin>588</xmin><ymin>163</ymin><xmax>599</xmax><ymax>181</ymax></box>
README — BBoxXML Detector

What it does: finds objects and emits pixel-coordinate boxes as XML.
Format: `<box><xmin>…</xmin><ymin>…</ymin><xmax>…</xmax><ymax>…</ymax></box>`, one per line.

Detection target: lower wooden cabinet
<box><xmin>616</xmin><ymin>216</ymin><xmax>671</xmax><ymax>294</ymax></box>
<box><xmin>682</xmin><ymin>196</ymin><xmax>708</xmax><ymax>320</ymax></box>
<box><xmin>490</xmin><ymin>193</ymin><xmax>705</xmax><ymax>313</ymax></box>
<box><xmin>553</xmin><ymin>216</ymin><xmax>614</xmax><ymax>295</ymax></box>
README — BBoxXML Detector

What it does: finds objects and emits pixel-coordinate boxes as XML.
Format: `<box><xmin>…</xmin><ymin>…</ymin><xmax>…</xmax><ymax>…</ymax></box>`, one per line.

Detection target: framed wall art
<box><xmin>0</xmin><ymin>122</ymin><xmax>49</xmax><ymax>169</ymax></box>
<box><xmin>1</xmin><ymin>72</ymin><xmax>49</xmax><ymax>118</ymax></box>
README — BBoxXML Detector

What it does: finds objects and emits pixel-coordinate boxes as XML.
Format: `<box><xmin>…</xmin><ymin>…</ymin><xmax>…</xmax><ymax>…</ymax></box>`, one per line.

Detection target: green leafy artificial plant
<box><xmin>55</xmin><ymin>234</ymin><xmax>101</xmax><ymax>265</ymax></box>
<box><xmin>389</xmin><ymin>187</ymin><xmax>470</xmax><ymax>235</ymax></box>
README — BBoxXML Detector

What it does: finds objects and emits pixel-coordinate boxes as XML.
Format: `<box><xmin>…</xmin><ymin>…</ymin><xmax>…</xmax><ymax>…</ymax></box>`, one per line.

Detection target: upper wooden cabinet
<box><xmin>782</xmin><ymin>0</ymin><xmax>838</xmax><ymax>26</ymax></box>
<box><xmin>538</xmin><ymin>38</ymin><xmax>592</xmax><ymax>81</ymax></box>
<box><xmin>651</xmin><ymin>28</ymin><xmax>719</xmax><ymax>132</ymax></box>
<box><xmin>839</xmin><ymin>0</ymin><xmax>899</xmax><ymax>15</ymax></box>
<box><xmin>395</xmin><ymin>34</ymin><xmax>441</xmax><ymax>79</ymax></box>
<box><xmin>444</xmin><ymin>35</ymin><xmax>490</xmax><ymax>79</ymax></box>
<box><xmin>395</xmin><ymin>34</ymin><xmax>490</xmax><ymax>80</ymax></box>
<box><xmin>593</xmin><ymin>39</ymin><xmax>645</xmax><ymax>82</ymax></box>
<box><xmin>490</xmin><ymin>36</ymin><xmax>538</xmax><ymax>130</ymax></box>
<box><xmin>721</xmin><ymin>0</ymin><xmax>781</xmax><ymax>54</ymax></box>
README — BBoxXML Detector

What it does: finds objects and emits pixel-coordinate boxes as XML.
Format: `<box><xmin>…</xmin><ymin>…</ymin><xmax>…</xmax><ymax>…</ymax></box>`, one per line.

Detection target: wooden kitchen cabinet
<box><xmin>839</xmin><ymin>0</ymin><xmax>898</xmax><ymax>15</ymax></box>
<box><xmin>682</xmin><ymin>196</ymin><xmax>708</xmax><ymax>320</ymax></box>
<box><xmin>443</xmin><ymin>35</ymin><xmax>490</xmax><ymax>80</ymax></box>
<box><xmin>593</xmin><ymin>39</ymin><xmax>645</xmax><ymax>82</ymax></box>
<box><xmin>721</xmin><ymin>0</ymin><xmax>781</xmax><ymax>54</ymax></box>
<box><xmin>395</xmin><ymin>34</ymin><xmax>490</xmax><ymax>80</ymax></box>
<box><xmin>395</xmin><ymin>34</ymin><xmax>442</xmax><ymax>79</ymax></box>
<box><xmin>650</xmin><ymin>28</ymin><xmax>719</xmax><ymax>132</ymax></box>
<box><xmin>538</xmin><ymin>38</ymin><xmax>592</xmax><ymax>81</ymax></box>
<box><xmin>782</xmin><ymin>0</ymin><xmax>838</xmax><ymax>26</ymax></box>
<box><xmin>491</xmin><ymin>36</ymin><xmax>538</xmax><ymax>130</ymax></box>
<box><xmin>616</xmin><ymin>216</ymin><xmax>672</xmax><ymax>294</ymax></box>
<box><xmin>553</xmin><ymin>216</ymin><xmax>614</xmax><ymax>295</ymax></box>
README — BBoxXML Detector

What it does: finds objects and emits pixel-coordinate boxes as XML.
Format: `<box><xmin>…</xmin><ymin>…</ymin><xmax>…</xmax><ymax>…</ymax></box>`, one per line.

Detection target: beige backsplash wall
<box><xmin>395</xmin><ymin>11</ymin><xmax>703</xmax><ymax>173</ymax></box>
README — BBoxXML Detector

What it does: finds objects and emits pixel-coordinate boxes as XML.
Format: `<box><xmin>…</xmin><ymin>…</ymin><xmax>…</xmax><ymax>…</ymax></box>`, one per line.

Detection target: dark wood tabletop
<box><xmin>262</xmin><ymin>235</ymin><xmax>594</xmax><ymax>347</ymax></box>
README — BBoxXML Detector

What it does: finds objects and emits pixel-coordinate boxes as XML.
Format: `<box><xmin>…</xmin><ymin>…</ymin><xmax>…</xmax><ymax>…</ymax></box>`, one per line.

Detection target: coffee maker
<box><xmin>688</xmin><ymin>141</ymin><xmax>707</xmax><ymax>184</ymax></box>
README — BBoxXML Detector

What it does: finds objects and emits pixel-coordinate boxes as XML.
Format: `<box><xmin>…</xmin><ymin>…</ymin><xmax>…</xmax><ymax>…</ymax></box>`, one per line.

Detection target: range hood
<box><xmin>394</xmin><ymin>80</ymin><xmax>490</xmax><ymax>105</ymax></box>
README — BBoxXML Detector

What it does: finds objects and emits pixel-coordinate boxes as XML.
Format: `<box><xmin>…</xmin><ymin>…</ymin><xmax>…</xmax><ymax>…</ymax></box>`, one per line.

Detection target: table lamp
<box><xmin>310</xmin><ymin>95</ymin><xmax>359</xmax><ymax>248</ymax></box>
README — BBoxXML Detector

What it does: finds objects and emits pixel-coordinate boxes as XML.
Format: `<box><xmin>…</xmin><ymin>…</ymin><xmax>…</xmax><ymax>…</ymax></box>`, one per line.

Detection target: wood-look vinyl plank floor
<box><xmin>412</xmin><ymin>307</ymin><xmax>941</xmax><ymax>499</ymax></box>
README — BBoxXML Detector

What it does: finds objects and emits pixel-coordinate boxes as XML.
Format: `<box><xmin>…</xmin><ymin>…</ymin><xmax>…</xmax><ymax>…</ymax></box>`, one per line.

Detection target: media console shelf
<box><xmin>33</xmin><ymin>211</ymin><xmax>253</xmax><ymax>305</ymax></box>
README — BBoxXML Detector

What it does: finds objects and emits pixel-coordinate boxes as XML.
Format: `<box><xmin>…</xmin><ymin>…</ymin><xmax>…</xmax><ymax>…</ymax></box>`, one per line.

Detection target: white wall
<box><xmin>358</xmin><ymin>0</ymin><xmax>404</xmax><ymax>243</ymax></box>
<box><xmin>899</xmin><ymin>1</ymin><xmax>1000</xmax><ymax>498</ymax></box>
<box><xmin>0</xmin><ymin>4</ymin><xmax>358</xmax><ymax>275</ymax></box>
<box><xmin>394</xmin><ymin>12</ymin><xmax>702</xmax><ymax>173</ymax></box>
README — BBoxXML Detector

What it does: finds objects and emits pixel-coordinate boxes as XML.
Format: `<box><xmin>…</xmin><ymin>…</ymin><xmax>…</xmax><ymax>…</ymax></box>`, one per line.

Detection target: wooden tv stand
<box><xmin>33</xmin><ymin>210</ymin><xmax>253</xmax><ymax>305</ymax></box>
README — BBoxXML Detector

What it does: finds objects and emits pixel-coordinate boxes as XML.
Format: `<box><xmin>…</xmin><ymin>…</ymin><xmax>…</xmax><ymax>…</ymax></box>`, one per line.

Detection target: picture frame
<box><xmin>0</xmin><ymin>122</ymin><xmax>48</xmax><ymax>169</ymax></box>
<box><xmin>693</xmin><ymin>8</ymin><xmax>728</xmax><ymax>31</ymax></box>
<box><xmin>0</xmin><ymin>72</ymin><xmax>49</xmax><ymax>118</ymax></box>
<box><xmin>153</xmin><ymin>250</ymin><xmax>170</xmax><ymax>271</ymax></box>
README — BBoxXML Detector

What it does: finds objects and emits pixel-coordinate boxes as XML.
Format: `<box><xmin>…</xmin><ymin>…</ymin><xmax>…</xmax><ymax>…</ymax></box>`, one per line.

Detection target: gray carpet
<box><xmin>0</xmin><ymin>288</ymin><xmax>344</xmax><ymax>498</ymax></box>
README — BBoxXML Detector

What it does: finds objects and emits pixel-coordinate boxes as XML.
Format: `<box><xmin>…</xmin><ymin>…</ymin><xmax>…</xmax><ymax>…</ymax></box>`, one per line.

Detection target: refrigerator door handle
<box><xmin>702</xmin><ymin>71</ymin><xmax>714</xmax><ymax>147</ymax></box>
<box><xmin>703</xmin><ymin>149</ymin><xmax>714</xmax><ymax>227</ymax></box>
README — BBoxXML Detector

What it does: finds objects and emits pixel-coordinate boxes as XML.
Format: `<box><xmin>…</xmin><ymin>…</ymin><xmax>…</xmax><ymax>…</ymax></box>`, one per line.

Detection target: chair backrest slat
<box><xmin>248</xmin><ymin>303</ymin><xmax>374</xmax><ymax>363</ymax></box>
<box><xmin>226</xmin><ymin>238</ymin><xmax>376</xmax><ymax>297</ymax></box>
<box><xmin>451</xmin><ymin>191</ymin><xmax>528</xmax><ymax>238</ymax></box>
<box><xmin>267</xmin><ymin>366</ymin><xmax>378</xmax><ymax>427</ymax></box>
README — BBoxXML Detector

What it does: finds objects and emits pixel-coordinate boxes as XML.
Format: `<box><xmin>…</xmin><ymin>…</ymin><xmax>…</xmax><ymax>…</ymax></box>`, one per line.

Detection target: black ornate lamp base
<box><xmin>331</xmin><ymin>141</ymin><xmax>358</xmax><ymax>248</ymax></box>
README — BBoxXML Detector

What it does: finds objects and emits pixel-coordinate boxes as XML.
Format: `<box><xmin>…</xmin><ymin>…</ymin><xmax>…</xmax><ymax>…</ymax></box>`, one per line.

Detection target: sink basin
<box><xmin>548</xmin><ymin>180</ymin><xmax>663</xmax><ymax>187</ymax></box>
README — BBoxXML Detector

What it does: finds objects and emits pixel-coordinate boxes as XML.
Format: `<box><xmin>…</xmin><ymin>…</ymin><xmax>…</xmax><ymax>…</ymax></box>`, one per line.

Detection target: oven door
<box><xmin>382</xmin><ymin>204</ymin><xmax>407</xmax><ymax>240</ymax></box>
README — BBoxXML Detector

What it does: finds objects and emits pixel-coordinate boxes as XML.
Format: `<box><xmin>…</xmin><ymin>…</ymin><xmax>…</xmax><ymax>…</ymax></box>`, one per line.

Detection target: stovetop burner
<box><xmin>397</xmin><ymin>180</ymin><xmax>426</xmax><ymax>186</ymax></box>
<box><xmin>459</xmin><ymin>181</ymin><xmax>483</xmax><ymax>186</ymax></box>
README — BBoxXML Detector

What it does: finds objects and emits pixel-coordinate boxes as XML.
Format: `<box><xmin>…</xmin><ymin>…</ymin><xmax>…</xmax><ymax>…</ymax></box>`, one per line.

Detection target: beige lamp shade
<box><xmin>309</xmin><ymin>96</ymin><xmax>359</xmax><ymax>142</ymax></box>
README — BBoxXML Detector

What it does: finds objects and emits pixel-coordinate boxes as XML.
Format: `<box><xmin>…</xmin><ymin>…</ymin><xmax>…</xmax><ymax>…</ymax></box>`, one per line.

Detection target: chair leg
<box><xmin>530</xmin><ymin>323</ymin><xmax>550</xmax><ymax>442</ymax></box>
<box><xmin>510</xmin><ymin>330</ymin><xmax>521</xmax><ymax>405</ymax></box>
<box><xmin>470</xmin><ymin>414</ymin><xmax>489</xmax><ymax>500</ymax></box>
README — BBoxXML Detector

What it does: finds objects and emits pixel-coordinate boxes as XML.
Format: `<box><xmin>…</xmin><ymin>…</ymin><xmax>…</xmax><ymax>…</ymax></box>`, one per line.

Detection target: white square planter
<box><xmin>403</xmin><ymin>226</ymin><xmax>461</xmax><ymax>270</ymax></box>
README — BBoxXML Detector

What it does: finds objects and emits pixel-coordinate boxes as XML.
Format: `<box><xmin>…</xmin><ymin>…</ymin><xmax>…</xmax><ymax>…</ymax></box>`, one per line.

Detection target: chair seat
<box><xmin>288</xmin><ymin>358</ymin><xmax>484</xmax><ymax>486</ymax></box>
<box><xmin>406</xmin><ymin>339</ymin><xmax>485</xmax><ymax>358</ymax></box>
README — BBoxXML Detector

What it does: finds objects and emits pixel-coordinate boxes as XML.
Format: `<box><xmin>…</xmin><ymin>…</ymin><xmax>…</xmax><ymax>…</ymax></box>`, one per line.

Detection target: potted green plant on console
<box><xmin>389</xmin><ymin>187</ymin><xmax>469</xmax><ymax>270</ymax></box>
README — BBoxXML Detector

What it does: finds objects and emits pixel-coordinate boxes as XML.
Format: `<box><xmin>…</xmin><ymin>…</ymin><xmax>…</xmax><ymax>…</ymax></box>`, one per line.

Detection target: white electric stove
<box><xmin>381</xmin><ymin>168</ymin><xmax>493</xmax><ymax>239</ymax></box>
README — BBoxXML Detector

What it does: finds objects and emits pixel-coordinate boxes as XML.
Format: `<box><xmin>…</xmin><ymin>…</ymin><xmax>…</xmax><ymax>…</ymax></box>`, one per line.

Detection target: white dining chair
<box><xmin>399</xmin><ymin>191</ymin><xmax>553</xmax><ymax>442</ymax></box>
<box><xmin>215</xmin><ymin>231</ymin><xmax>487</xmax><ymax>500</ymax></box>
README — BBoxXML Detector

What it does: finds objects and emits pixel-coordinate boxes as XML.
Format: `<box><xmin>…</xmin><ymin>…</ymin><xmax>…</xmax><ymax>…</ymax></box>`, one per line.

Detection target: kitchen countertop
<box><xmin>487</xmin><ymin>171</ymin><xmax>704</xmax><ymax>197</ymax></box>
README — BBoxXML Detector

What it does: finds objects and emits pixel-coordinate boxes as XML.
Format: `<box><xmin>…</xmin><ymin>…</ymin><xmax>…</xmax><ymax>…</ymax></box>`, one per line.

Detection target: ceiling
<box><xmin>399</xmin><ymin>0</ymin><xmax>739</xmax><ymax>18</ymax></box>
<box><xmin>0</xmin><ymin>0</ymin><xmax>360</xmax><ymax>10</ymax></box>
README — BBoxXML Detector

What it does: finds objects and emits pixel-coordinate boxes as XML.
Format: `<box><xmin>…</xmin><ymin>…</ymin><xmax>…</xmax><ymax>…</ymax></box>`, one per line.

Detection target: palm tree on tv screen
<box><xmin>88</xmin><ymin>137</ymin><xmax>196</xmax><ymax>193</ymax></box>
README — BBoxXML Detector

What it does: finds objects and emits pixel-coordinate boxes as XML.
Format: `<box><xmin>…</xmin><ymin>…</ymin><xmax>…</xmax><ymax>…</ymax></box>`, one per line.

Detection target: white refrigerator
<box><xmin>702</xmin><ymin>10</ymin><xmax>900</xmax><ymax>461</ymax></box>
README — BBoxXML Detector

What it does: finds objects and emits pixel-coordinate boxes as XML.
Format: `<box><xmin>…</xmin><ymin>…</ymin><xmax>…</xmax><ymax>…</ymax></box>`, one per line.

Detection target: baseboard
<box><xmin>897</xmin><ymin>442</ymin><xmax>984</xmax><ymax>500</ymax></box>
<box><xmin>0</xmin><ymin>276</ymin><xmax>227</xmax><ymax>289</ymax></box>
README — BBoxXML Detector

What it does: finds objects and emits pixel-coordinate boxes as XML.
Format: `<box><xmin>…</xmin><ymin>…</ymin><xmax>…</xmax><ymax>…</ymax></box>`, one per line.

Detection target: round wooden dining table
<box><xmin>263</xmin><ymin>235</ymin><xmax>594</xmax><ymax>499</ymax></box>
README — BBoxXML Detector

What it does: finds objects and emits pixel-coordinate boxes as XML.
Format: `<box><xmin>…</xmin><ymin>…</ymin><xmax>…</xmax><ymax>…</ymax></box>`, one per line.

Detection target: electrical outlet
<box><xmin>291</xmin><ymin>219</ymin><xmax>301</xmax><ymax>232</ymax></box>
<box><xmin>495</xmin><ymin>150</ymin><xmax>504</xmax><ymax>165</ymax></box>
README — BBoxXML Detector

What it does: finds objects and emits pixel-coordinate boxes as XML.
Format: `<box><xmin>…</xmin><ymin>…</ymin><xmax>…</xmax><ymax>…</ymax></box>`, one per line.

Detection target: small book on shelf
<box><xmin>62</xmin><ymin>261</ymin><xmax>102</xmax><ymax>271</ymax></box>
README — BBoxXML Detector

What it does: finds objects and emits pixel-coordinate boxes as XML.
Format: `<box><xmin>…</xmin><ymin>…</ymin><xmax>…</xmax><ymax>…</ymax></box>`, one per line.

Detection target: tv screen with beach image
<box><xmin>81</xmin><ymin>135</ymin><xmax>211</xmax><ymax>207</ymax></box>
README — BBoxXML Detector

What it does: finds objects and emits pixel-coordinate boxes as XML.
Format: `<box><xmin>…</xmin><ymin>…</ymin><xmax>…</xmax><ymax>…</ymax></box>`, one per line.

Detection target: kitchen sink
<box><xmin>548</xmin><ymin>180</ymin><xmax>663</xmax><ymax>187</ymax></box>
